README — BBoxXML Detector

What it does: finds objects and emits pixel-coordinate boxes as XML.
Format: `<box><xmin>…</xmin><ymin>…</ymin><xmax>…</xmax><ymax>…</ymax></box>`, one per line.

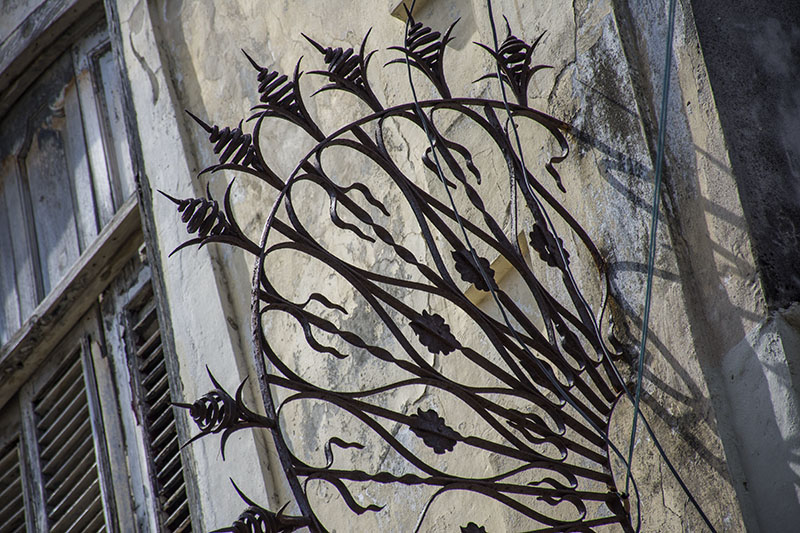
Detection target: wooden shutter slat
<box><xmin>38</xmin><ymin>404</ymin><xmax>91</xmax><ymax>464</ymax></box>
<box><xmin>32</xmin><ymin>349</ymin><xmax>108</xmax><ymax>532</ymax></box>
<box><xmin>131</xmin><ymin>305</ymin><xmax>156</xmax><ymax>335</ymax></box>
<box><xmin>162</xmin><ymin>484</ymin><xmax>187</xmax><ymax>515</ymax></box>
<box><xmin>146</xmin><ymin>390</ymin><xmax>172</xmax><ymax>424</ymax></box>
<box><xmin>36</xmin><ymin>375</ymin><xmax>85</xmax><ymax>431</ymax></box>
<box><xmin>157</xmin><ymin>451</ymin><xmax>182</xmax><ymax>485</ymax></box>
<box><xmin>141</xmin><ymin>359</ymin><xmax>167</xmax><ymax>390</ymax></box>
<box><xmin>0</xmin><ymin>476</ymin><xmax>22</xmax><ymax>506</ymax></box>
<box><xmin>0</xmin><ymin>467</ymin><xmax>20</xmax><ymax>492</ymax></box>
<box><xmin>40</xmin><ymin>418</ymin><xmax>92</xmax><ymax>478</ymax></box>
<box><xmin>148</xmin><ymin>404</ymin><xmax>173</xmax><ymax>436</ymax></box>
<box><xmin>146</xmin><ymin>390</ymin><xmax>173</xmax><ymax>427</ymax></box>
<box><xmin>0</xmin><ymin>505</ymin><xmax>25</xmax><ymax>532</ymax></box>
<box><xmin>80</xmin><ymin>508</ymin><xmax>106</xmax><ymax>533</ymax></box>
<box><xmin>46</xmin><ymin>455</ymin><xmax>96</xmax><ymax>507</ymax></box>
<box><xmin>47</xmin><ymin>462</ymin><xmax>99</xmax><ymax>520</ymax></box>
<box><xmin>0</xmin><ymin>442</ymin><xmax>20</xmax><ymax>474</ymax></box>
<box><xmin>160</xmin><ymin>466</ymin><xmax>185</xmax><ymax>497</ymax></box>
<box><xmin>129</xmin><ymin>282</ymin><xmax>193</xmax><ymax>532</ymax></box>
<box><xmin>149</xmin><ymin>416</ymin><xmax>175</xmax><ymax>450</ymax></box>
<box><xmin>144</xmin><ymin>373</ymin><xmax>168</xmax><ymax>405</ymax></box>
<box><xmin>164</xmin><ymin>499</ymin><xmax>190</xmax><ymax>530</ymax></box>
<box><xmin>135</xmin><ymin>329</ymin><xmax>161</xmax><ymax>360</ymax></box>
<box><xmin>36</xmin><ymin>389</ymin><xmax>87</xmax><ymax>445</ymax></box>
<box><xmin>139</xmin><ymin>345</ymin><xmax>164</xmax><ymax>376</ymax></box>
<box><xmin>140</xmin><ymin>355</ymin><xmax>165</xmax><ymax>389</ymax></box>
<box><xmin>48</xmin><ymin>477</ymin><xmax>102</xmax><ymax>533</ymax></box>
<box><xmin>44</xmin><ymin>433</ymin><xmax>94</xmax><ymax>491</ymax></box>
<box><xmin>34</xmin><ymin>357</ymin><xmax>82</xmax><ymax>414</ymax></box>
<box><xmin>152</xmin><ymin>434</ymin><xmax>178</xmax><ymax>470</ymax></box>
<box><xmin>0</xmin><ymin>483</ymin><xmax>24</xmax><ymax>526</ymax></box>
<box><xmin>43</xmin><ymin>431</ymin><xmax>94</xmax><ymax>486</ymax></box>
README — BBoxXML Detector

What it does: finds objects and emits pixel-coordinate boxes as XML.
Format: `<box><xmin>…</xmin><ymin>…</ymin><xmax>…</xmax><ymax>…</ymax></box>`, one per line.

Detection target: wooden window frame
<box><xmin>0</xmin><ymin>0</ymin><xmax>139</xmax><ymax>407</ymax></box>
<box><xmin>121</xmin><ymin>280</ymin><xmax>198</xmax><ymax>532</ymax></box>
<box><xmin>1</xmin><ymin>2</ymin><xmax>202</xmax><ymax>532</ymax></box>
<box><xmin>1</xmin><ymin>308</ymin><xmax>135</xmax><ymax>531</ymax></box>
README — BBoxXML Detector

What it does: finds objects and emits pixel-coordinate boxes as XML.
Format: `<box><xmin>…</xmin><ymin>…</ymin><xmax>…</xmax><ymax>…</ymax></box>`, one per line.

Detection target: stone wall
<box><xmin>112</xmin><ymin>0</ymin><xmax>796</xmax><ymax>530</ymax></box>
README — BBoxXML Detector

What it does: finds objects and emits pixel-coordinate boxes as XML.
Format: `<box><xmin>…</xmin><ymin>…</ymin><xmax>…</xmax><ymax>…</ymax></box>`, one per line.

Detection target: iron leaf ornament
<box><xmin>165</xmin><ymin>10</ymin><xmax>649</xmax><ymax>533</ymax></box>
<box><xmin>409</xmin><ymin>408</ymin><xmax>460</xmax><ymax>454</ymax></box>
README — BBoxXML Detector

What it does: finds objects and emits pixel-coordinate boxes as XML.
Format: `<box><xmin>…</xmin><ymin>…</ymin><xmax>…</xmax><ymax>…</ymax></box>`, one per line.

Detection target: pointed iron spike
<box><xmin>169</xmin><ymin>238</ymin><xmax>203</xmax><ymax>257</ymax></box>
<box><xmin>443</xmin><ymin>17</ymin><xmax>460</xmax><ymax>42</ymax></box>
<box><xmin>532</xmin><ymin>30</ymin><xmax>547</xmax><ymax>51</ymax></box>
<box><xmin>185</xmin><ymin>109</ymin><xmax>213</xmax><ymax>133</ymax></box>
<box><xmin>181</xmin><ymin>432</ymin><xmax>207</xmax><ymax>449</ymax></box>
<box><xmin>276</xmin><ymin>501</ymin><xmax>291</xmax><ymax>518</ymax></box>
<box><xmin>198</xmin><ymin>165</ymin><xmax>221</xmax><ymax>176</ymax></box>
<box><xmin>301</xmin><ymin>33</ymin><xmax>327</xmax><ymax>55</ymax></box>
<box><xmin>220</xmin><ymin>430</ymin><xmax>231</xmax><ymax>461</ymax></box>
<box><xmin>234</xmin><ymin>376</ymin><xmax>249</xmax><ymax>403</ymax></box>
<box><xmin>224</xmin><ymin>178</ymin><xmax>235</xmax><ymax>204</ymax></box>
<box><xmin>473</xmin><ymin>41</ymin><xmax>500</xmax><ymax>59</ymax></box>
<box><xmin>384</xmin><ymin>57</ymin><xmax>408</xmax><ymax>68</ymax></box>
<box><xmin>229</xmin><ymin>478</ymin><xmax>259</xmax><ymax>508</ymax></box>
<box><xmin>293</xmin><ymin>56</ymin><xmax>304</xmax><ymax>81</ymax></box>
<box><xmin>473</xmin><ymin>73</ymin><xmax>499</xmax><ymax>84</ymax></box>
<box><xmin>364</xmin><ymin>49</ymin><xmax>378</xmax><ymax>69</ymax></box>
<box><xmin>241</xmin><ymin>49</ymin><xmax>262</xmax><ymax>71</ymax></box>
<box><xmin>360</xmin><ymin>27</ymin><xmax>373</xmax><ymax>53</ymax></box>
<box><xmin>157</xmin><ymin>189</ymin><xmax>182</xmax><ymax>205</ymax></box>
<box><xmin>206</xmin><ymin>365</ymin><xmax>225</xmax><ymax>391</ymax></box>
<box><xmin>503</xmin><ymin>15</ymin><xmax>513</xmax><ymax>38</ymax></box>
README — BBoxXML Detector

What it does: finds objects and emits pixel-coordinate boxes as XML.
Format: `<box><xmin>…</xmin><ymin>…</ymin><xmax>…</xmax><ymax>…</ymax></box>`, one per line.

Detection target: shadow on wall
<box><xmin>572</xmin><ymin>12</ymin><xmax>799</xmax><ymax>526</ymax></box>
<box><xmin>721</xmin><ymin>313</ymin><xmax>800</xmax><ymax>532</ymax></box>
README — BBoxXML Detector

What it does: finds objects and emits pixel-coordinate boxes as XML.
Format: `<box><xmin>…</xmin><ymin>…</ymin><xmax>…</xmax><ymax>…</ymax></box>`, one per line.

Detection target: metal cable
<box><xmin>625</xmin><ymin>0</ymin><xmax>676</xmax><ymax>492</ymax></box>
<box><xmin>483</xmin><ymin>1</ymin><xmax>715</xmax><ymax>530</ymax></box>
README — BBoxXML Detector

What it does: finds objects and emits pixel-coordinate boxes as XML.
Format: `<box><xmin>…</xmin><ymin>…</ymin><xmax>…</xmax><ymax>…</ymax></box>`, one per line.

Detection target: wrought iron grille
<box><xmin>166</xmin><ymin>12</ymin><xmax>642</xmax><ymax>533</ymax></box>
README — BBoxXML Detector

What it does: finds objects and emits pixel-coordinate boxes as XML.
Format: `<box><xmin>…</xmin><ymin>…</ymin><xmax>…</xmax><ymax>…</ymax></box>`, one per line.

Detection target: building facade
<box><xmin>0</xmin><ymin>0</ymin><xmax>798</xmax><ymax>531</ymax></box>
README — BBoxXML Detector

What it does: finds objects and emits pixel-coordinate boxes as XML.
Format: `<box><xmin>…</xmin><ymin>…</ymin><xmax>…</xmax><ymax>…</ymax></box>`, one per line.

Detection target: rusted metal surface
<box><xmin>168</xmin><ymin>13</ymin><xmax>637</xmax><ymax>533</ymax></box>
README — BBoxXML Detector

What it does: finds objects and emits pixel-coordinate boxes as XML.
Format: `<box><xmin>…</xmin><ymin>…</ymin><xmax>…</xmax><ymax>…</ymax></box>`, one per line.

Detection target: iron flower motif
<box><xmin>409</xmin><ymin>408</ymin><xmax>459</xmax><ymax>454</ymax></box>
<box><xmin>410</xmin><ymin>310</ymin><xmax>459</xmax><ymax>355</ymax></box>
<box><xmin>452</xmin><ymin>249</ymin><xmax>498</xmax><ymax>291</ymax></box>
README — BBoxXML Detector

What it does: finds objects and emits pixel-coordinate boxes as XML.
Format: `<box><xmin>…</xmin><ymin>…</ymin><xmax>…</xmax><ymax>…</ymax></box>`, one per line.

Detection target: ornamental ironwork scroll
<box><xmin>168</xmin><ymin>12</ymin><xmax>639</xmax><ymax>533</ymax></box>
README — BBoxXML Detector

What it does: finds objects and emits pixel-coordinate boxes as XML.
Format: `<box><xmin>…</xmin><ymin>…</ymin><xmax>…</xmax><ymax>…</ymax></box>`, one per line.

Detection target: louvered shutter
<box><xmin>130</xmin><ymin>284</ymin><xmax>192</xmax><ymax>532</ymax></box>
<box><xmin>33</xmin><ymin>349</ymin><xmax>106</xmax><ymax>532</ymax></box>
<box><xmin>0</xmin><ymin>440</ymin><xmax>26</xmax><ymax>532</ymax></box>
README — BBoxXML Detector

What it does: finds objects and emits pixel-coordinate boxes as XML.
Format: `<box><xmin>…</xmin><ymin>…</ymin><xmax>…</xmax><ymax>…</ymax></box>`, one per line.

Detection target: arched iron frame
<box><xmin>166</xmin><ymin>12</ymin><xmax>647</xmax><ymax>533</ymax></box>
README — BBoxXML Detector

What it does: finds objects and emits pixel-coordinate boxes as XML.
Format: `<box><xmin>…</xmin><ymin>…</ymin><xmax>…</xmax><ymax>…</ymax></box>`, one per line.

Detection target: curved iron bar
<box><xmin>166</xmin><ymin>14</ymin><xmax>644</xmax><ymax>533</ymax></box>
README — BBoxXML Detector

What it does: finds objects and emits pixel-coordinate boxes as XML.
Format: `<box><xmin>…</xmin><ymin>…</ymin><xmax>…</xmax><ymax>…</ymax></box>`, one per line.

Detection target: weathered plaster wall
<box><xmin>111</xmin><ymin>0</ymin><xmax>276</xmax><ymax>529</ymax></box>
<box><xmin>114</xmin><ymin>0</ymin><xmax>792</xmax><ymax>530</ymax></box>
<box><xmin>691</xmin><ymin>0</ymin><xmax>800</xmax><ymax>310</ymax></box>
<box><xmin>722</xmin><ymin>305</ymin><xmax>800</xmax><ymax>532</ymax></box>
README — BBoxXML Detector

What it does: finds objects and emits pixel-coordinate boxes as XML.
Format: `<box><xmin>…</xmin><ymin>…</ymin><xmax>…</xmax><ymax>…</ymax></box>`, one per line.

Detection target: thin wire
<box><xmin>625</xmin><ymin>0</ymin><xmax>675</xmax><ymax>493</ymax></box>
<box><xmin>483</xmin><ymin>1</ymin><xmax>715</xmax><ymax>531</ymax></box>
<box><xmin>402</xmin><ymin>3</ymin><xmax>644</xmax><ymax>531</ymax></box>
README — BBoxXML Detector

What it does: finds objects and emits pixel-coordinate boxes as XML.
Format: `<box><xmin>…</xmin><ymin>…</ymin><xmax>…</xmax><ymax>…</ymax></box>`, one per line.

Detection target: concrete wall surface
<box><xmin>108</xmin><ymin>0</ymin><xmax>799</xmax><ymax>531</ymax></box>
